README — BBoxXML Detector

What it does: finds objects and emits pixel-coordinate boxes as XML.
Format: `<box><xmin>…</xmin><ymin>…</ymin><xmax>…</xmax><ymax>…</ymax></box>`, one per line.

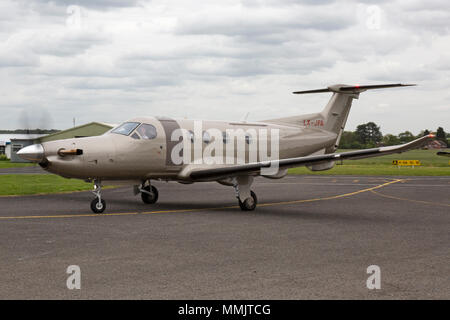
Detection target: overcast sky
<box><xmin>0</xmin><ymin>0</ymin><xmax>449</xmax><ymax>134</ymax></box>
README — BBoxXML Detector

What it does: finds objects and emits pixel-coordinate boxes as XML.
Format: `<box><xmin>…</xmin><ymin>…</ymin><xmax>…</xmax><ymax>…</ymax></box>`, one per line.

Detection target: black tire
<box><xmin>238</xmin><ymin>191</ymin><xmax>257</xmax><ymax>211</ymax></box>
<box><xmin>141</xmin><ymin>185</ymin><xmax>159</xmax><ymax>204</ymax></box>
<box><xmin>91</xmin><ymin>198</ymin><xmax>106</xmax><ymax>214</ymax></box>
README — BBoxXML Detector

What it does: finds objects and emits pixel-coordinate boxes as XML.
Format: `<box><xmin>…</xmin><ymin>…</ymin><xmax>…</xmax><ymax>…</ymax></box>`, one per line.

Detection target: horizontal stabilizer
<box><xmin>293</xmin><ymin>83</ymin><xmax>416</xmax><ymax>94</ymax></box>
<box><xmin>292</xmin><ymin>88</ymin><xmax>331</xmax><ymax>94</ymax></box>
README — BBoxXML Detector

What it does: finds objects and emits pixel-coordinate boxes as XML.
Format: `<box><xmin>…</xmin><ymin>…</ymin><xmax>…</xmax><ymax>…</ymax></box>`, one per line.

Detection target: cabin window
<box><xmin>222</xmin><ymin>132</ymin><xmax>229</xmax><ymax>144</ymax></box>
<box><xmin>188</xmin><ymin>130</ymin><xmax>194</xmax><ymax>143</ymax></box>
<box><xmin>245</xmin><ymin>134</ymin><xmax>252</xmax><ymax>144</ymax></box>
<box><xmin>136</xmin><ymin>124</ymin><xmax>157</xmax><ymax>140</ymax></box>
<box><xmin>111</xmin><ymin>122</ymin><xmax>140</xmax><ymax>136</ymax></box>
<box><xmin>202</xmin><ymin>131</ymin><xmax>211</xmax><ymax>144</ymax></box>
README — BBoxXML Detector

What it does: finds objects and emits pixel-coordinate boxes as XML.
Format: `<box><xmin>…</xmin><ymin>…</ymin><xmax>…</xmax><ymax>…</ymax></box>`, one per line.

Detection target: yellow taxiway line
<box><xmin>371</xmin><ymin>189</ymin><xmax>450</xmax><ymax>207</ymax></box>
<box><xmin>0</xmin><ymin>179</ymin><xmax>403</xmax><ymax>221</ymax></box>
<box><xmin>258</xmin><ymin>178</ymin><xmax>402</xmax><ymax>207</ymax></box>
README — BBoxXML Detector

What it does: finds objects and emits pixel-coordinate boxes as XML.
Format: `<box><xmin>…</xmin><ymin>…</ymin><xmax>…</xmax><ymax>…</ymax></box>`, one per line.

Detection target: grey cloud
<box><xmin>30</xmin><ymin>31</ymin><xmax>111</xmax><ymax>57</ymax></box>
<box><xmin>0</xmin><ymin>52</ymin><xmax>39</xmax><ymax>68</ymax></box>
<box><xmin>395</xmin><ymin>10</ymin><xmax>450</xmax><ymax>34</ymax></box>
<box><xmin>0</xmin><ymin>0</ymin><xmax>449</xmax><ymax>133</ymax></box>
<box><xmin>377</xmin><ymin>1</ymin><xmax>450</xmax><ymax>35</ymax></box>
<box><xmin>118</xmin><ymin>41</ymin><xmax>334</xmax><ymax>79</ymax></box>
<box><xmin>366</xmin><ymin>67</ymin><xmax>437</xmax><ymax>83</ymax></box>
<box><xmin>23</xmin><ymin>0</ymin><xmax>142</xmax><ymax>10</ymax></box>
<box><xmin>242</xmin><ymin>0</ymin><xmax>336</xmax><ymax>7</ymax></box>
<box><xmin>176</xmin><ymin>4</ymin><xmax>355</xmax><ymax>37</ymax></box>
<box><xmin>398</xmin><ymin>0</ymin><xmax>450</xmax><ymax>11</ymax></box>
<box><xmin>66</xmin><ymin>76</ymin><xmax>179</xmax><ymax>90</ymax></box>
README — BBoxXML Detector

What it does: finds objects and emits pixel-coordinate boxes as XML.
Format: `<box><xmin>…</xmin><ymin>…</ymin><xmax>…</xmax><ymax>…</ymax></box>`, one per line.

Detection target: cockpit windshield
<box><xmin>111</xmin><ymin>122</ymin><xmax>140</xmax><ymax>136</ymax></box>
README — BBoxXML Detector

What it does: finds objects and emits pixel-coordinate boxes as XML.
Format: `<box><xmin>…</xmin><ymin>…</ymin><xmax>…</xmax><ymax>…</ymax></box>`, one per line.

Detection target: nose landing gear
<box><xmin>90</xmin><ymin>180</ymin><xmax>106</xmax><ymax>214</ymax></box>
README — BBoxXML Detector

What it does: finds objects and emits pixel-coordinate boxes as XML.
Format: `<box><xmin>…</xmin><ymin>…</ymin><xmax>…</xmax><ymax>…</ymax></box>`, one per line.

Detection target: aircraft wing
<box><xmin>188</xmin><ymin>134</ymin><xmax>434</xmax><ymax>181</ymax></box>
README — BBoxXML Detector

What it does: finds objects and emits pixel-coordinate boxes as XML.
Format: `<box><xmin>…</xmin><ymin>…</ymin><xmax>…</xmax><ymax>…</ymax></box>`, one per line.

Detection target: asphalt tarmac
<box><xmin>0</xmin><ymin>166</ymin><xmax>46</xmax><ymax>175</ymax></box>
<box><xmin>0</xmin><ymin>175</ymin><xmax>449</xmax><ymax>299</ymax></box>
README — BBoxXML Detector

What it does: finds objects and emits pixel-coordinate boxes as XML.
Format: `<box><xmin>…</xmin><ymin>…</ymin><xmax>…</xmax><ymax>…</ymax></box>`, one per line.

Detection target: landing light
<box><xmin>58</xmin><ymin>148</ymin><xmax>83</xmax><ymax>157</ymax></box>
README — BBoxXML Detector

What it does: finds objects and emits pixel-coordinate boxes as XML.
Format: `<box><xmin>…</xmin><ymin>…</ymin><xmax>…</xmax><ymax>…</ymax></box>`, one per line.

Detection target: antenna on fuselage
<box><xmin>241</xmin><ymin>112</ymin><xmax>250</xmax><ymax>123</ymax></box>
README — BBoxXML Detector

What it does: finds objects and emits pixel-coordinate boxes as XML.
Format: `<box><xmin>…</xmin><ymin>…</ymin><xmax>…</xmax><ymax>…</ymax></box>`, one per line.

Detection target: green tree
<box><xmin>436</xmin><ymin>127</ymin><xmax>446</xmax><ymax>140</ymax></box>
<box><xmin>436</xmin><ymin>127</ymin><xmax>448</xmax><ymax>147</ymax></box>
<box><xmin>398</xmin><ymin>131</ymin><xmax>415</xmax><ymax>143</ymax></box>
<box><xmin>338</xmin><ymin>131</ymin><xmax>357</xmax><ymax>149</ymax></box>
<box><xmin>417</xmin><ymin>129</ymin><xmax>430</xmax><ymax>138</ymax></box>
<box><xmin>382</xmin><ymin>134</ymin><xmax>400</xmax><ymax>146</ymax></box>
<box><xmin>355</xmin><ymin>122</ymin><xmax>383</xmax><ymax>147</ymax></box>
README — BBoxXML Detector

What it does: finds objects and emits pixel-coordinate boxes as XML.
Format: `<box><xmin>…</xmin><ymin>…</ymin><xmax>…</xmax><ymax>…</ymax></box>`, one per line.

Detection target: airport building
<box><xmin>4</xmin><ymin>122</ymin><xmax>115</xmax><ymax>162</ymax></box>
<box><xmin>0</xmin><ymin>134</ymin><xmax>47</xmax><ymax>161</ymax></box>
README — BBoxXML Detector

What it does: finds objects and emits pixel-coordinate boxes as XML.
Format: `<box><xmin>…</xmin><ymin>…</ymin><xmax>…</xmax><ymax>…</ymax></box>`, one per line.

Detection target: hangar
<box><xmin>37</xmin><ymin>122</ymin><xmax>115</xmax><ymax>143</ymax></box>
<box><xmin>0</xmin><ymin>134</ymin><xmax>46</xmax><ymax>161</ymax></box>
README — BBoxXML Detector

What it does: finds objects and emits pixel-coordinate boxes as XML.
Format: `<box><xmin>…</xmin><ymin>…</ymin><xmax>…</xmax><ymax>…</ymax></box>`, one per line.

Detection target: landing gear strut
<box><xmin>140</xmin><ymin>181</ymin><xmax>159</xmax><ymax>204</ymax></box>
<box><xmin>233</xmin><ymin>176</ymin><xmax>257</xmax><ymax>211</ymax></box>
<box><xmin>90</xmin><ymin>179</ymin><xmax>106</xmax><ymax>214</ymax></box>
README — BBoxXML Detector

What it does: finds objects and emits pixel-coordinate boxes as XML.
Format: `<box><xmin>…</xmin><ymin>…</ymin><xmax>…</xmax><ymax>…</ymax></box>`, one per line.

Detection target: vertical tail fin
<box><xmin>319</xmin><ymin>90</ymin><xmax>358</xmax><ymax>150</ymax></box>
<box><xmin>265</xmin><ymin>83</ymin><xmax>415</xmax><ymax>151</ymax></box>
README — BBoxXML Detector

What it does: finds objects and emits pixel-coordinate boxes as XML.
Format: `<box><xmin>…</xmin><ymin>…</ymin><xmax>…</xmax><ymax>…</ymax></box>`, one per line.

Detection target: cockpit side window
<box><xmin>136</xmin><ymin>123</ymin><xmax>157</xmax><ymax>140</ymax></box>
<box><xmin>111</xmin><ymin>122</ymin><xmax>140</xmax><ymax>136</ymax></box>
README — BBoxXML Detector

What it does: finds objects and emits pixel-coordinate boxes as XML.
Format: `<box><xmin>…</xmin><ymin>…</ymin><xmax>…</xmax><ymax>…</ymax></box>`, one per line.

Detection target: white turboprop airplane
<box><xmin>17</xmin><ymin>83</ymin><xmax>434</xmax><ymax>213</ymax></box>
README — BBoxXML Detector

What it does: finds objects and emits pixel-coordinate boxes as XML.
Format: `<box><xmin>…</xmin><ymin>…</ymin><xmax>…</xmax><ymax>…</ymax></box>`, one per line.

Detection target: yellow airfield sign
<box><xmin>392</xmin><ymin>160</ymin><xmax>421</xmax><ymax>166</ymax></box>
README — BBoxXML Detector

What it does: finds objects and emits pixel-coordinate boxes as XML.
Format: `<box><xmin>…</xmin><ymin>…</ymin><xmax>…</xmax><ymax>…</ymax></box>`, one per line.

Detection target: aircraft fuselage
<box><xmin>39</xmin><ymin>116</ymin><xmax>337</xmax><ymax>182</ymax></box>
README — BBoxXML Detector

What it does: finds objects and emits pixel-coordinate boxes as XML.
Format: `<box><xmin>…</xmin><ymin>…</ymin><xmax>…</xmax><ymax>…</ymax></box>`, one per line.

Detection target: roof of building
<box><xmin>0</xmin><ymin>134</ymin><xmax>47</xmax><ymax>145</ymax></box>
<box><xmin>38</xmin><ymin>122</ymin><xmax>116</xmax><ymax>140</ymax></box>
<box><xmin>424</xmin><ymin>139</ymin><xmax>448</xmax><ymax>149</ymax></box>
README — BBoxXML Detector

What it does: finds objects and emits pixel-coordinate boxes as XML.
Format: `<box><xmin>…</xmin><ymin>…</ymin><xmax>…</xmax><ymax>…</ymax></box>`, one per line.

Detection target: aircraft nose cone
<box><xmin>17</xmin><ymin>144</ymin><xmax>45</xmax><ymax>162</ymax></box>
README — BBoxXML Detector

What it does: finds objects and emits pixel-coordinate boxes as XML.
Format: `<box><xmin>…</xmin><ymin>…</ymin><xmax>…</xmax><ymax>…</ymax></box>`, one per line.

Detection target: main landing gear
<box><xmin>140</xmin><ymin>181</ymin><xmax>159</xmax><ymax>204</ymax></box>
<box><xmin>233</xmin><ymin>176</ymin><xmax>258</xmax><ymax>211</ymax></box>
<box><xmin>90</xmin><ymin>179</ymin><xmax>106</xmax><ymax>214</ymax></box>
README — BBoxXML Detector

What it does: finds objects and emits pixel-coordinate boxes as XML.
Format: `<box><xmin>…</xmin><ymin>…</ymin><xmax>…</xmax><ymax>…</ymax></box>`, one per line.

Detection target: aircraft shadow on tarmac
<box><xmin>48</xmin><ymin>188</ymin><xmax>389</xmax><ymax>224</ymax></box>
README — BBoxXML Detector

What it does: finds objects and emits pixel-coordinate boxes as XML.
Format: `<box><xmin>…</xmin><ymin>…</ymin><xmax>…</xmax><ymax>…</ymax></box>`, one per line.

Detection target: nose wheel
<box><xmin>91</xmin><ymin>198</ymin><xmax>106</xmax><ymax>213</ymax></box>
<box><xmin>90</xmin><ymin>180</ymin><xmax>106</xmax><ymax>214</ymax></box>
